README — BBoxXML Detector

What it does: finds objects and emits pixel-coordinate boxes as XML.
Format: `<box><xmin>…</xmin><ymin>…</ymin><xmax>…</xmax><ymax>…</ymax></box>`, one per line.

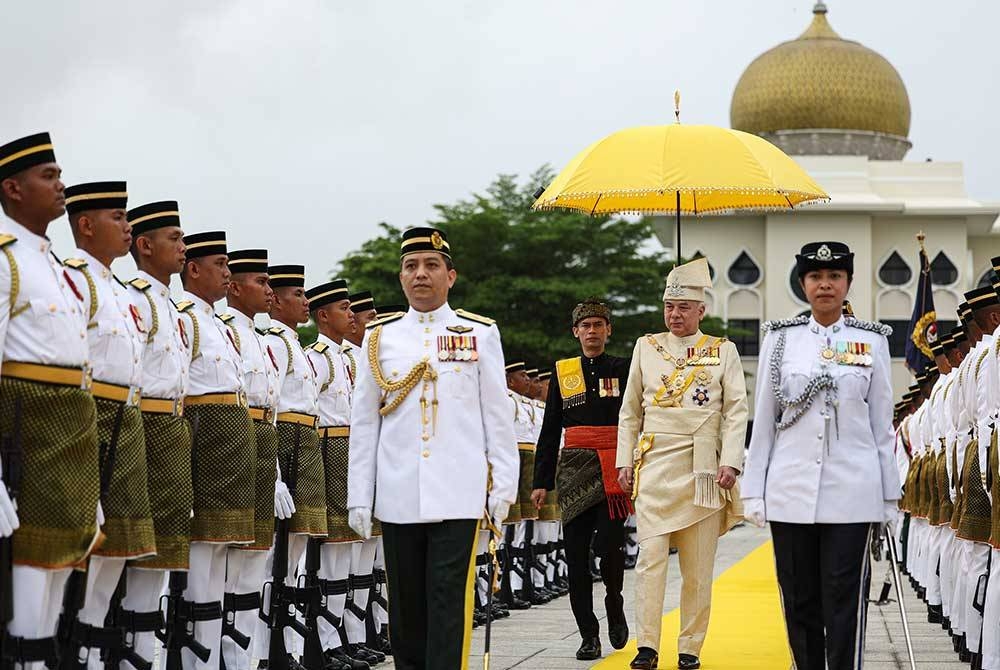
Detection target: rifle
<box><xmin>0</xmin><ymin>398</ymin><xmax>23</xmax><ymax>670</ymax></box>
<box><xmin>481</xmin><ymin>508</ymin><xmax>502</xmax><ymax>670</ymax></box>
<box><xmin>298</xmin><ymin>537</ymin><xmax>329</xmax><ymax>670</ymax></box>
<box><xmin>260</xmin><ymin>425</ymin><xmax>308</xmax><ymax>670</ymax></box>
<box><xmin>103</xmin><ymin>570</ymin><xmax>158</xmax><ymax>670</ymax></box>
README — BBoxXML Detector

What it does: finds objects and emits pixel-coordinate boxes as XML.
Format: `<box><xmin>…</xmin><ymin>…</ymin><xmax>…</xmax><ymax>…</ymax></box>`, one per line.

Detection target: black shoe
<box><xmin>608</xmin><ymin>621</ymin><xmax>629</xmax><ymax>649</ymax></box>
<box><xmin>501</xmin><ymin>595</ymin><xmax>531</xmax><ymax>610</ymax></box>
<box><xmin>629</xmin><ymin>647</ymin><xmax>658</xmax><ymax>669</ymax></box>
<box><xmin>576</xmin><ymin>636</ymin><xmax>602</xmax><ymax>661</ymax></box>
<box><xmin>348</xmin><ymin>644</ymin><xmax>384</xmax><ymax>664</ymax></box>
<box><xmin>321</xmin><ymin>653</ymin><xmax>353</xmax><ymax>670</ymax></box>
<box><xmin>942</xmin><ymin>616</ymin><xmax>951</xmax><ymax>631</ymax></box>
<box><xmin>953</xmin><ymin>634</ymin><xmax>963</xmax><ymax>653</ymax></box>
<box><xmin>326</xmin><ymin>648</ymin><xmax>370</xmax><ymax>670</ymax></box>
<box><xmin>972</xmin><ymin>652</ymin><xmax>983</xmax><ymax>670</ymax></box>
<box><xmin>528</xmin><ymin>591</ymin><xmax>551</xmax><ymax>606</ymax></box>
<box><xmin>927</xmin><ymin>604</ymin><xmax>942</xmax><ymax>624</ymax></box>
<box><xmin>677</xmin><ymin>654</ymin><xmax>701</xmax><ymax>669</ymax></box>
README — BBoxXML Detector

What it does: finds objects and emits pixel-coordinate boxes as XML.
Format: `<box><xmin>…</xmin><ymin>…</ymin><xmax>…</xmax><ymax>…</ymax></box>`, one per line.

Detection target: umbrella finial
<box><xmin>674</xmin><ymin>90</ymin><xmax>681</xmax><ymax>124</ymax></box>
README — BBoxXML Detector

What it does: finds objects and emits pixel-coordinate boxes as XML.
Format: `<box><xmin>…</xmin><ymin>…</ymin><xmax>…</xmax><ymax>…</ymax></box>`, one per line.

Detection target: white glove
<box><xmin>274</xmin><ymin>480</ymin><xmax>296</xmax><ymax>520</ymax></box>
<box><xmin>96</xmin><ymin>500</ymin><xmax>105</xmax><ymax>527</ymax></box>
<box><xmin>349</xmin><ymin>507</ymin><xmax>373</xmax><ymax>540</ymax></box>
<box><xmin>487</xmin><ymin>499</ymin><xmax>511</xmax><ymax>529</ymax></box>
<box><xmin>0</xmin><ymin>483</ymin><xmax>19</xmax><ymax>538</ymax></box>
<box><xmin>882</xmin><ymin>500</ymin><xmax>899</xmax><ymax>528</ymax></box>
<box><xmin>743</xmin><ymin>497</ymin><xmax>766</xmax><ymax>528</ymax></box>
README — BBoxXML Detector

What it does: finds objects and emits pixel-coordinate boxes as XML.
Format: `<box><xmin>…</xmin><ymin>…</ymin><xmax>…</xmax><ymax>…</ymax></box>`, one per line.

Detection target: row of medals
<box><xmin>819</xmin><ymin>345</ymin><xmax>872</xmax><ymax>367</ymax></box>
<box><xmin>437</xmin><ymin>336</ymin><xmax>478</xmax><ymax>361</ymax></box>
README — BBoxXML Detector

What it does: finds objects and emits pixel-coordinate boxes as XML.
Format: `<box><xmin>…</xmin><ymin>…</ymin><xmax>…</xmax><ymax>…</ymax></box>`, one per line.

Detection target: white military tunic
<box><xmin>225</xmin><ymin>309</ymin><xmax>278</xmax><ymax>412</ymax></box>
<box><xmin>127</xmin><ymin>272</ymin><xmax>189</xmax><ymax>401</ymax></box>
<box><xmin>308</xmin><ymin>333</ymin><xmax>351</xmax><ymax>426</ymax></box>
<box><xmin>181</xmin><ymin>291</ymin><xmax>243</xmax><ymax>396</ymax></box>
<box><xmin>347</xmin><ymin>304</ymin><xmax>518</xmax><ymax>522</ymax></box>
<box><xmin>743</xmin><ymin>315</ymin><xmax>899</xmax><ymax>523</ymax></box>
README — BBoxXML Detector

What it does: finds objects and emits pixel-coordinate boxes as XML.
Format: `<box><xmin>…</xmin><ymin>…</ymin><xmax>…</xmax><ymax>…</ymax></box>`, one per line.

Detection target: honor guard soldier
<box><xmin>530</xmin><ymin>297</ymin><xmax>631</xmax><ymax>661</ymax></box>
<box><xmin>982</xmin><ymin>261</ymin><xmax>1000</xmax><ymax>670</ymax></box>
<box><xmin>0</xmin><ymin>132</ymin><xmax>100</xmax><ymax>668</ymax></box>
<box><xmin>500</xmin><ymin>361</ymin><xmax>534</xmax><ymax>610</ymax></box>
<box><xmin>954</xmin><ymin>286</ymin><xmax>997</xmax><ymax>666</ymax></box>
<box><xmin>120</xmin><ymin>200</ymin><xmax>192</xmax><ymax>668</ymax></box>
<box><xmin>532</xmin><ymin>370</ymin><xmax>568</xmax><ymax>590</ymax></box>
<box><xmin>347</xmin><ymin>227</ymin><xmax>518</xmax><ymax>669</ymax></box>
<box><xmin>616</xmin><ymin>258</ymin><xmax>748</xmax><ymax>670</ymax></box>
<box><xmin>220</xmin><ymin>249</ymin><xmax>291</xmax><ymax>670</ymax></box>
<box><xmin>743</xmin><ymin>242</ymin><xmax>899</xmax><ymax>670</ymax></box>
<box><xmin>178</xmin><ymin>230</ymin><xmax>256</xmax><ymax>670</ymax></box>
<box><xmin>304</xmin><ymin>279</ymin><xmax>382</xmax><ymax>669</ymax></box>
<box><xmin>348</xmin><ymin>291</ymin><xmax>377</xmax><ymax>332</ymax></box>
<box><xmin>255</xmin><ymin>264</ymin><xmax>327</xmax><ymax>665</ymax></box>
<box><xmin>59</xmin><ymin>182</ymin><xmax>157</xmax><ymax>668</ymax></box>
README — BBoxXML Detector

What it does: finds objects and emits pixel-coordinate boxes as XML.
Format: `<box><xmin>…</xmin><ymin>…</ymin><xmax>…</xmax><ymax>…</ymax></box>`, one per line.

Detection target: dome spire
<box><xmin>813</xmin><ymin>1</ymin><xmax>828</xmax><ymax>14</ymax></box>
<box><xmin>800</xmin><ymin>2</ymin><xmax>840</xmax><ymax>39</ymax></box>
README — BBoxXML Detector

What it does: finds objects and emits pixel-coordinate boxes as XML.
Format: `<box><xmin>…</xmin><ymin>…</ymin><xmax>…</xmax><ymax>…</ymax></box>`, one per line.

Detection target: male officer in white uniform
<box><xmin>347</xmin><ymin>227</ymin><xmax>518</xmax><ymax>669</ymax></box>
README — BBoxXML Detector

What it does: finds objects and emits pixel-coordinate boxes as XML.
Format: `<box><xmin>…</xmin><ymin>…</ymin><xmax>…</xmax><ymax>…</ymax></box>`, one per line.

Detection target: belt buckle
<box><xmin>265</xmin><ymin>408</ymin><xmax>275</xmax><ymax>423</ymax></box>
<box><xmin>173</xmin><ymin>398</ymin><xmax>184</xmax><ymax>417</ymax></box>
<box><xmin>127</xmin><ymin>386</ymin><xmax>142</xmax><ymax>407</ymax></box>
<box><xmin>237</xmin><ymin>391</ymin><xmax>248</xmax><ymax>408</ymax></box>
<box><xmin>82</xmin><ymin>366</ymin><xmax>94</xmax><ymax>392</ymax></box>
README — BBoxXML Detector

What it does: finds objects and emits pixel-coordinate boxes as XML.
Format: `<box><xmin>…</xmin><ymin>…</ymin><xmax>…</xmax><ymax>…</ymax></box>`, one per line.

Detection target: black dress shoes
<box><xmin>608</xmin><ymin>620</ymin><xmax>629</xmax><ymax>650</ymax></box>
<box><xmin>629</xmin><ymin>647</ymin><xmax>658</xmax><ymax>669</ymax></box>
<box><xmin>576</xmin><ymin>636</ymin><xmax>602</xmax><ymax>660</ymax></box>
<box><xmin>677</xmin><ymin>653</ymin><xmax>701</xmax><ymax>669</ymax></box>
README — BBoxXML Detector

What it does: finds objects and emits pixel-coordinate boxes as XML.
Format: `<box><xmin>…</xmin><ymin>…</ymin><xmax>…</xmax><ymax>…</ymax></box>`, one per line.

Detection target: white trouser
<box><xmin>909</xmin><ymin>519</ymin><xmax>925</xmax><ymax>585</ymax></box>
<box><xmin>371</xmin><ymin>538</ymin><xmax>388</xmax><ymax>627</ymax></box>
<box><xmin>345</xmin><ymin>539</ymin><xmax>377</xmax><ymax>644</ymax></box>
<box><xmin>966</xmin><ymin>541</ymin><xmax>991</xmax><ymax>653</ymax></box>
<box><xmin>181</xmin><ymin>542</ymin><xmax>229</xmax><ymax>670</ymax></box>
<box><xmin>254</xmin><ymin>533</ymin><xmax>309</xmax><ymax>658</ymax></box>
<box><xmin>925</xmin><ymin>526</ymin><xmax>944</xmax><ymax>606</ymax></box>
<box><xmin>220</xmin><ymin>550</ymin><xmax>269</xmax><ymax>670</ymax></box>
<box><xmin>77</xmin><ymin>555</ymin><xmax>128</xmax><ymax>670</ymax></box>
<box><xmin>8</xmin><ymin>565</ymin><xmax>71</xmax><ymax>670</ymax></box>
<box><xmin>954</xmin><ymin>539</ymin><xmax>971</xmax><ymax>636</ymax></box>
<box><xmin>981</xmin><ymin>547</ymin><xmax>1000</xmax><ymax>669</ymax></box>
<box><xmin>118</xmin><ymin>568</ymin><xmax>167</xmax><ymax>670</ymax></box>
<box><xmin>317</xmin><ymin>541</ymin><xmax>351</xmax><ymax>650</ymax></box>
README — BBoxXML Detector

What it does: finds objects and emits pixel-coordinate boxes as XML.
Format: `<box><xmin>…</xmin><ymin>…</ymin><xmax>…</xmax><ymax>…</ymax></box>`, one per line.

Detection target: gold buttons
<box><xmin>48</xmin><ymin>304</ymin><xmax>56</xmax><ymax>312</ymax></box>
<box><xmin>422</xmin><ymin>449</ymin><xmax>430</xmax><ymax>457</ymax></box>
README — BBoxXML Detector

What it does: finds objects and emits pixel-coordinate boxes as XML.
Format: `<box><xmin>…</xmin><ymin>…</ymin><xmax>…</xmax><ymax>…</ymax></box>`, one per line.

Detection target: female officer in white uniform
<box><xmin>742</xmin><ymin>241</ymin><xmax>900</xmax><ymax>670</ymax></box>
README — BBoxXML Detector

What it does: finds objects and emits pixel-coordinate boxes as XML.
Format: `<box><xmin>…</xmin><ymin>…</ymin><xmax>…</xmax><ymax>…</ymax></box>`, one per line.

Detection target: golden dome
<box><xmin>730</xmin><ymin>3</ymin><xmax>910</xmax><ymax>139</ymax></box>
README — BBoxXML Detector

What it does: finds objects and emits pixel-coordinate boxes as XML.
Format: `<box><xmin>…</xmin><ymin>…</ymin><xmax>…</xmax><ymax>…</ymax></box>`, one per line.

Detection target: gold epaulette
<box><xmin>308</xmin><ymin>341</ymin><xmax>329</xmax><ymax>353</ymax></box>
<box><xmin>0</xmin><ymin>233</ymin><xmax>16</xmax><ymax>248</ymax></box>
<box><xmin>255</xmin><ymin>326</ymin><xmax>268</xmax><ymax>336</ymax></box>
<box><xmin>217</xmin><ymin>313</ymin><xmax>235</xmax><ymax>324</ymax></box>
<box><xmin>175</xmin><ymin>300</ymin><xmax>194</xmax><ymax>313</ymax></box>
<box><xmin>267</xmin><ymin>326</ymin><xmax>284</xmax><ymax>336</ymax></box>
<box><xmin>366</xmin><ymin>312</ymin><xmax>404</xmax><ymax>329</ymax></box>
<box><xmin>62</xmin><ymin>258</ymin><xmax>87</xmax><ymax>270</ymax></box>
<box><xmin>456</xmin><ymin>308</ymin><xmax>495</xmax><ymax>326</ymax></box>
<box><xmin>127</xmin><ymin>278</ymin><xmax>151</xmax><ymax>292</ymax></box>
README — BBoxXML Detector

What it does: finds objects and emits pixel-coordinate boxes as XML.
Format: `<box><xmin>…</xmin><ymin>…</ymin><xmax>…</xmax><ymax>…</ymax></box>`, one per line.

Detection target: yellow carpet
<box><xmin>592</xmin><ymin>541</ymin><xmax>791</xmax><ymax>669</ymax></box>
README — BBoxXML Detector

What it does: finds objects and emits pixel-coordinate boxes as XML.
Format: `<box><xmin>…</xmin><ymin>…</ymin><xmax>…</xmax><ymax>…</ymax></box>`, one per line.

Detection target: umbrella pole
<box><xmin>675</xmin><ymin>191</ymin><xmax>682</xmax><ymax>260</ymax></box>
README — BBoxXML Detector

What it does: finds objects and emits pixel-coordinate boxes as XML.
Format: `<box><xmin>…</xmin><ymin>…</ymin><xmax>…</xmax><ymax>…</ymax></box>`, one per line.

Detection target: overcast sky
<box><xmin>4</xmin><ymin>1</ymin><xmax>997</xmax><ymax>290</ymax></box>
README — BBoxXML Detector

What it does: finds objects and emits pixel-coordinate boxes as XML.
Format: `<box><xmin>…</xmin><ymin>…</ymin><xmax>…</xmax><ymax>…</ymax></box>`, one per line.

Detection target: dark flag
<box><xmin>905</xmin><ymin>236</ymin><xmax>937</xmax><ymax>373</ymax></box>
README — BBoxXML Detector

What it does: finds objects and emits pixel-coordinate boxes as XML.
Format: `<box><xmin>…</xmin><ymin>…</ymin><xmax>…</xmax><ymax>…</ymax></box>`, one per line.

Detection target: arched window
<box><xmin>878</xmin><ymin>251</ymin><xmax>911</xmax><ymax>286</ymax></box>
<box><xmin>977</xmin><ymin>268</ymin><xmax>995</xmax><ymax>289</ymax></box>
<box><xmin>789</xmin><ymin>266</ymin><xmax>808</xmax><ymax>303</ymax></box>
<box><xmin>930</xmin><ymin>252</ymin><xmax>958</xmax><ymax>286</ymax></box>
<box><xmin>728</xmin><ymin>250</ymin><xmax>761</xmax><ymax>286</ymax></box>
<box><xmin>690</xmin><ymin>250</ymin><xmax>715</xmax><ymax>282</ymax></box>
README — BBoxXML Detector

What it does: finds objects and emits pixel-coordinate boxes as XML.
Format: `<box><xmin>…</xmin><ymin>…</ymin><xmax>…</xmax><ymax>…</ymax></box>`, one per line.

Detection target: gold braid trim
<box><xmin>274</xmin><ymin>331</ymin><xmax>293</xmax><ymax>374</ymax></box>
<box><xmin>187</xmin><ymin>313</ymin><xmax>201</xmax><ymax>360</ymax></box>
<box><xmin>1</xmin><ymin>246</ymin><xmax>25</xmax><ymax>319</ymax></box>
<box><xmin>140</xmin><ymin>291</ymin><xmax>158</xmax><ymax>341</ymax></box>
<box><xmin>975</xmin><ymin>346</ymin><xmax>990</xmax><ymax>378</ymax></box>
<box><xmin>318</xmin><ymin>346</ymin><xmax>335</xmax><ymax>393</ymax></box>
<box><xmin>367</xmin><ymin>325</ymin><xmax>436</xmax><ymax>417</ymax></box>
<box><xmin>75</xmin><ymin>266</ymin><xmax>99</xmax><ymax>328</ymax></box>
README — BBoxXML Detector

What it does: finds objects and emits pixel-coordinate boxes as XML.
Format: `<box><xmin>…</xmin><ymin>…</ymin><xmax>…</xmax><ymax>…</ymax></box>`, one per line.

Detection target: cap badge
<box><xmin>430</xmin><ymin>231</ymin><xmax>444</xmax><ymax>250</ymax></box>
<box><xmin>664</xmin><ymin>281</ymin><xmax>684</xmax><ymax>297</ymax></box>
<box><xmin>816</xmin><ymin>244</ymin><xmax>832</xmax><ymax>261</ymax></box>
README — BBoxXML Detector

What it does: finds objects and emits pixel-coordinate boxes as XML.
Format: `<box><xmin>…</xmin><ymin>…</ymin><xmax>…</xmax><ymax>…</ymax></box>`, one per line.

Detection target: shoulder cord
<box><xmin>769</xmin><ymin>329</ymin><xmax>838</xmax><ymax>431</ymax></box>
<box><xmin>318</xmin><ymin>346</ymin><xmax>335</xmax><ymax>393</ymax></box>
<box><xmin>76</xmin><ymin>266</ymin><xmax>99</xmax><ymax>328</ymax></box>
<box><xmin>1</xmin><ymin>247</ymin><xmax>25</xmax><ymax>319</ymax></box>
<box><xmin>367</xmin><ymin>325</ymin><xmax>437</xmax><ymax>419</ymax></box>
<box><xmin>274</xmin><ymin>331</ymin><xmax>294</xmax><ymax>375</ymax></box>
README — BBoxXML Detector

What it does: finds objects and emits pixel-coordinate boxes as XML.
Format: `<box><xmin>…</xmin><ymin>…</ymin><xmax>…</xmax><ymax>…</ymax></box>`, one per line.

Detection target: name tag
<box><xmin>835</xmin><ymin>341</ymin><xmax>872</xmax><ymax>366</ymax></box>
<box><xmin>437</xmin><ymin>335</ymin><xmax>478</xmax><ymax>362</ymax></box>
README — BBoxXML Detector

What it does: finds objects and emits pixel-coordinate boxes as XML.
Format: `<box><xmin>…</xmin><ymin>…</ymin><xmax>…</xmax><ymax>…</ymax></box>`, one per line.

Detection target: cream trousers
<box><xmin>635</xmin><ymin>508</ymin><xmax>722</xmax><ymax>655</ymax></box>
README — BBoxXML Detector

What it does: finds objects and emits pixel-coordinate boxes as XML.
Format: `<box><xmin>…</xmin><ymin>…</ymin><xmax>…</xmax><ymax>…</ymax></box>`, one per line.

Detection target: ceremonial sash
<box><xmin>556</xmin><ymin>357</ymin><xmax>586</xmax><ymax>410</ymax></box>
<box><xmin>564</xmin><ymin>425</ymin><xmax>633</xmax><ymax>519</ymax></box>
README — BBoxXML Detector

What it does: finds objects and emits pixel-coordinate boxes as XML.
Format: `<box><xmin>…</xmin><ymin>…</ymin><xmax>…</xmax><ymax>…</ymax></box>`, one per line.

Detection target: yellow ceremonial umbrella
<box><xmin>531</xmin><ymin>93</ymin><xmax>829</xmax><ymax>257</ymax></box>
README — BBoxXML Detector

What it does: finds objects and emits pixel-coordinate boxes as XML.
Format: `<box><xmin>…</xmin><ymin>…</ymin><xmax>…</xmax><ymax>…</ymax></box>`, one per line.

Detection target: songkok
<box><xmin>401</xmin><ymin>227</ymin><xmax>451</xmax><ymax>259</ymax></box>
<box><xmin>378</xmin><ymin>304</ymin><xmax>408</xmax><ymax>316</ymax></box>
<box><xmin>795</xmin><ymin>241</ymin><xmax>854</xmax><ymax>278</ymax></box>
<box><xmin>572</xmin><ymin>297</ymin><xmax>611</xmax><ymax>326</ymax></box>
<box><xmin>930</xmin><ymin>340</ymin><xmax>944</xmax><ymax>357</ymax></box>
<box><xmin>965</xmin><ymin>285</ymin><xmax>1000</xmax><ymax>310</ymax></box>
<box><xmin>959</xmin><ymin>302</ymin><xmax>973</xmax><ymax>321</ymax></box>
<box><xmin>64</xmin><ymin>181</ymin><xmax>127</xmax><ymax>216</ymax></box>
<box><xmin>306</xmin><ymin>279</ymin><xmax>350</xmax><ymax>310</ymax></box>
<box><xmin>0</xmin><ymin>132</ymin><xmax>56</xmax><ymax>182</ymax></box>
<box><xmin>526</xmin><ymin>368</ymin><xmax>539</xmax><ymax>378</ymax></box>
<box><xmin>268</xmin><ymin>265</ymin><xmax>305</xmax><ymax>289</ymax></box>
<box><xmin>663</xmin><ymin>258</ymin><xmax>712</xmax><ymax>302</ymax></box>
<box><xmin>505</xmin><ymin>362</ymin><xmax>526</xmax><ymax>374</ymax></box>
<box><xmin>952</xmin><ymin>326</ymin><xmax>967</xmax><ymax>343</ymax></box>
<box><xmin>227</xmin><ymin>249</ymin><xmax>268</xmax><ymax>274</ymax></box>
<box><xmin>940</xmin><ymin>334</ymin><xmax>955</xmax><ymax>353</ymax></box>
<box><xmin>183</xmin><ymin>231</ymin><xmax>226</xmax><ymax>260</ymax></box>
<box><xmin>537</xmin><ymin>370</ymin><xmax>551</xmax><ymax>381</ymax></box>
<box><xmin>992</xmin><ymin>255</ymin><xmax>1000</xmax><ymax>275</ymax></box>
<box><xmin>128</xmin><ymin>201</ymin><xmax>180</xmax><ymax>236</ymax></box>
<box><xmin>349</xmin><ymin>291</ymin><xmax>375</xmax><ymax>313</ymax></box>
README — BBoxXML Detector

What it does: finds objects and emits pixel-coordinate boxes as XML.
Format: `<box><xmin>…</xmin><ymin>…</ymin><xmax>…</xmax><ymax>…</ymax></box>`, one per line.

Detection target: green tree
<box><xmin>331</xmin><ymin>167</ymin><xmax>725</xmax><ymax>367</ymax></box>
